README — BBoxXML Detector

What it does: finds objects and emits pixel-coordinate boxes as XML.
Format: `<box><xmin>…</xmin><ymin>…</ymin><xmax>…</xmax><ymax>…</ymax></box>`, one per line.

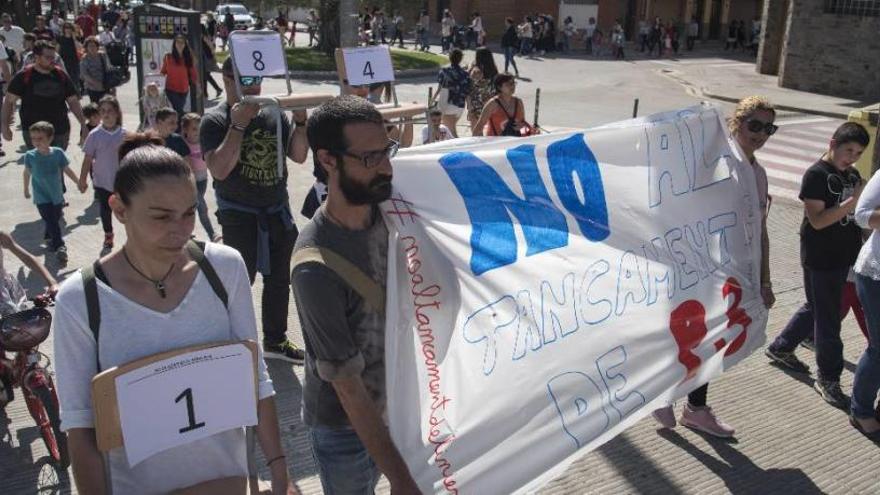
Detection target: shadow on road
<box><xmin>0</xmin><ymin>411</ymin><xmax>71</xmax><ymax>494</ymax></box>
<box><xmin>596</xmin><ymin>433</ymin><xmax>683</xmax><ymax>493</ymax></box>
<box><xmin>657</xmin><ymin>429</ymin><xmax>824</xmax><ymax>494</ymax></box>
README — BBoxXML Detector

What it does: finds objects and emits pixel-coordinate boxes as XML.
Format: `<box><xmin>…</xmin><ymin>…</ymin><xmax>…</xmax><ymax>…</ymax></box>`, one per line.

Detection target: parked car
<box><xmin>215</xmin><ymin>4</ymin><xmax>255</xmax><ymax>31</ymax></box>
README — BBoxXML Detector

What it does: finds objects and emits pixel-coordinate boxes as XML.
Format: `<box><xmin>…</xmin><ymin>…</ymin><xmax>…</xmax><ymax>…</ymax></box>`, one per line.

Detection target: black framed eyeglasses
<box><xmin>746</xmin><ymin>119</ymin><xmax>778</xmax><ymax>135</ymax></box>
<box><xmin>337</xmin><ymin>140</ymin><xmax>399</xmax><ymax>169</ymax></box>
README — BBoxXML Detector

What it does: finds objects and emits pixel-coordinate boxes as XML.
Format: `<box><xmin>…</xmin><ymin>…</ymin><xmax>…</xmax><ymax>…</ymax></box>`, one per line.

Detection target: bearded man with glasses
<box><xmin>200</xmin><ymin>57</ymin><xmax>310</xmax><ymax>364</ymax></box>
<box><xmin>291</xmin><ymin>95</ymin><xmax>418</xmax><ymax>495</ymax></box>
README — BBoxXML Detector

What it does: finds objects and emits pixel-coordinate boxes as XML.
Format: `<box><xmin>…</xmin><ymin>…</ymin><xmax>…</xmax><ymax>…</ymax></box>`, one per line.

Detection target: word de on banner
<box><xmin>229</xmin><ymin>32</ymin><xmax>287</xmax><ymax>77</ymax></box>
<box><xmin>382</xmin><ymin>103</ymin><xmax>768</xmax><ymax>494</ymax></box>
<box><xmin>114</xmin><ymin>343</ymin><xmax>258</xmax><ymax>466</ymax></box>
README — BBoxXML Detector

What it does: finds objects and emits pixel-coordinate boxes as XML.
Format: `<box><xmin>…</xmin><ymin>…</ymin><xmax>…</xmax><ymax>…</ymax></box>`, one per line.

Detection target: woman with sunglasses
<box><xmin>161</xmin><ymin>34</ymin><xmax>201</xmax><ymax>118</ymax></box>
<box><xmin>766</xmin><ymin>122</ymin><xmax>869</xmax><ymax>411</ymax></box>
<box><xmin>652</xmin><ymin>96</ymin><xmax>779</xmax><ymax>438</ymax></box>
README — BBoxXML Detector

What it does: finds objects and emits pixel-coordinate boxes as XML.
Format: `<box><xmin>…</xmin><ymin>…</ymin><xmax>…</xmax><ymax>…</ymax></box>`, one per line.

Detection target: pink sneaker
<box><xmin>680</xmin><ymin>403</ymin><xmax>735</xmax><ymax>438</ymax></box>
<box><xmin>651</xmin><ymin>405</ymin><xmax>677</xmax><ymax>429</ymax></box>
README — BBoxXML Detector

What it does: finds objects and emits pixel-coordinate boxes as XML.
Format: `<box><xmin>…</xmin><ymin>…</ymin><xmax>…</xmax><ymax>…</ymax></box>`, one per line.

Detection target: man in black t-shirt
<box><xmin>767</xmin><ymin>122</ymin><xmax>870</xmax><ymax>410</ymax></box>
<box><xmin>200</xmin><ymin>58</ymin><xmax>309</xmax><ymax>364</ymax></box>
<box><xmin>1</xmin><ymin>40</ymin><xmax>87</xmax><ymax>151</ymax></box>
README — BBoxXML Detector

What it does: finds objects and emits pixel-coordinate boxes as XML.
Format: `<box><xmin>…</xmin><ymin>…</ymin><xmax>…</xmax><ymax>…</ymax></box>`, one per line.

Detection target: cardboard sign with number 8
<box><xmin>342</xmin><ymin>46</ymin><xmax>395</xmax><ymax>86</ymax></box>
<box><xmin>229</xmin><ymin>32</ymin><xmax>287</xmax><ymax>77</ymax></box>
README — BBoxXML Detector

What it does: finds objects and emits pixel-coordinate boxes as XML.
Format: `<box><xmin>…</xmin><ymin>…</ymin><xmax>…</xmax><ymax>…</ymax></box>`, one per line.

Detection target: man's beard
<box><xmin>338</xmin><ymin>160</ymin><xmax>393</xmax><ymax>205</ymax></box>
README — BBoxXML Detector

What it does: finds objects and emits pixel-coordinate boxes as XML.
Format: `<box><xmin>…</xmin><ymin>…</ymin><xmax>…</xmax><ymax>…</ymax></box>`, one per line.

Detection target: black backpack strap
<box><xmin>186</xmin><ymin>240</ymin><xmax>228</xmax><ymax>309</ymax></box>
<box><xmin>81</xmin><ymin>261</ymin><xmax>103</xmax><ymax>372</ymax></box>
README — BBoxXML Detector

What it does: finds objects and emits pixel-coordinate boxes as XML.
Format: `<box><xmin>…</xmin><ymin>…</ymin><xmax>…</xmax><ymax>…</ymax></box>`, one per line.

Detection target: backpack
<box><xmin>21</xmin><ymin>64</ymin><xmax>68</xmax><ymax>88</ymax></box>
<box><xmin>81</xmin><ymin>240</ymin><xmax>228</xmax><ymax>372</ymax></box>
<box><xmin>493</xmin><ymin>98</ymin><xmax>523</xmax><ymax>137</ymax></box>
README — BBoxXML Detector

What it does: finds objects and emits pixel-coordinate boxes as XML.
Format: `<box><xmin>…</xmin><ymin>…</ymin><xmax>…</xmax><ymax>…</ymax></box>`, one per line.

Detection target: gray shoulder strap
<box><xmin>292</xmin><ymin>247</ymin><xmax>385</xmax><ymax>315</ymax></box>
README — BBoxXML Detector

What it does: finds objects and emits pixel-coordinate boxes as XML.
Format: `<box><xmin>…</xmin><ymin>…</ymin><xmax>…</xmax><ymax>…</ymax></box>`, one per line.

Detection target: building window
<box><xmin>824</xmin><ymin>0</ymin><xmax>880</xmax><ymax>16</ymax></box>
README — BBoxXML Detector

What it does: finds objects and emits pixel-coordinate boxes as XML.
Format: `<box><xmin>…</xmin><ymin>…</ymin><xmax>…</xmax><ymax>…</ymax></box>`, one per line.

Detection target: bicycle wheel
<box><xmin>30</xmin><ymin>383</ymin><xmax>70</xmax><ymax>469</ymax></box>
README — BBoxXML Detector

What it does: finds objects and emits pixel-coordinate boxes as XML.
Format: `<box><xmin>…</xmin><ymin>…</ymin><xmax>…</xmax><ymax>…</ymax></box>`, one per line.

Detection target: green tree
<box><xmin>317</xmin><ymin>0</ymin><xmax>339</xmax><ymax>55</ymax></box>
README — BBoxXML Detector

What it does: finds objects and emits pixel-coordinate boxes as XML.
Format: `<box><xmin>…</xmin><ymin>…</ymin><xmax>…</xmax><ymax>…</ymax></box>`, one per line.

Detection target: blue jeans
<box><xmin>310</xmin><ymin>426</ymin><xmax>380</xmax><ymax>495</ymax></box>
<box><xmin>851</xmin><ymin>274</ymin><xmax>880</xmax><ymax>418</ymax></box>
<box><xmin>196</xmin><ymin>179</ymin><xmax>215</xmax><ymax>239</ymax></box>
<box><xmin>503</xmin><ymin>46</ymin><xmax>519</xmax><ymax>74</ymax></box>
<box><xmin>770</xmin><ymin>266</ymin><xmax>849</xmax><ymax>382</ymax></box>
<box><xmin>165</xmin><ymin>89</ymin><xmax>188</xmax><ymax>117</ymax></box>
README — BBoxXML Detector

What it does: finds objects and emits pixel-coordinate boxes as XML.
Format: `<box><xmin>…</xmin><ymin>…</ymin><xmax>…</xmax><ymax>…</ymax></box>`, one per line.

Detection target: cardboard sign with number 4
<box><xmin>341</xmin><ymin>46</ymin><xmax>395</xmax><ymax>86</ymax></box>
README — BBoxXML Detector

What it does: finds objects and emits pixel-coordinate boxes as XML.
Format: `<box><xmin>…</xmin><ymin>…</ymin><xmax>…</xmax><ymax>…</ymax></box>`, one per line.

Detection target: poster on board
<box><xmin>383</xmin><ymin>103</ymin><xmax>768</xmax><ymax>494</ymax></box>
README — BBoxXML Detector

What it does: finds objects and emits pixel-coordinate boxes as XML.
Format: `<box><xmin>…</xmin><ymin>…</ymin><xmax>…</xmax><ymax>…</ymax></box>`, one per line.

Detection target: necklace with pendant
<box><xmin>122</xmin><ymin>248</ymin><xmax>175</xmax><ymax>299</ymax></box>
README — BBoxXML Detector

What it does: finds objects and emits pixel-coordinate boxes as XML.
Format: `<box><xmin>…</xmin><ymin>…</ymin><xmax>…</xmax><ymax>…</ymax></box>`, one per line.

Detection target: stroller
<box><xmin>104</xmin><ymin>40</ymin><xmax>131</xmax><ymax>86</ymax></box>
<box><xmin>452</xmin><ymin>25</ymin><xmax>470</xmax><ymax>49</ymax></box>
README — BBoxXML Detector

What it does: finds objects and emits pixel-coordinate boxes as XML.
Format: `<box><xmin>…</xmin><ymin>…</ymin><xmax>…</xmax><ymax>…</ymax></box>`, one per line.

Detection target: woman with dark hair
<box><xmin>58</xmin><ymin>22</ymin><xmax>82</xmax><ymax>94</ymax></box>
<box><xmin>430</xmin><ymin>48</ymin><xmax>472</xmax><ymax>138</ymax></box>
<box><xmin>200</xmin><ymin>27</ymin><xmax>222</xmax><ymax>99</ymax></box>
<box><xmin>161</xmin><ymin>34</ymin><xmax>200</xmax><ymax>117</ymax></box>
<box><xmin>466</xmin><ymin>47</ymin><xmax>498</xmax><ymax>131</ymax></box>
<box><xmin>55</xmin><ymin>135</ymin><xmax>297</xmax><ymax>494</ymax></box>
<box><xmin>472</xmin><ymin>73</ymin><xmax>532</xmax><ymax>137</ymax></box>
<box><xmin>80</xmin><ymin>36</ymin><xmax>112</xmax><ymax>103</ymax></box>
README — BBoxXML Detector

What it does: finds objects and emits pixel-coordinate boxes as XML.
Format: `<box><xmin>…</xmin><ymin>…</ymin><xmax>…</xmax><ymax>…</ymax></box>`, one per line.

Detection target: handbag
<box><xmin>100</xmin><ymin>55</ymin><xmax>125</xmax><ymax>89</ymax></box>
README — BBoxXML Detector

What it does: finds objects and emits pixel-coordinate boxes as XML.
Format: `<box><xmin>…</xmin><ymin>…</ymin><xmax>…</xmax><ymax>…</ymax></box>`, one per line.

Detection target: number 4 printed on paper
<box><xmin>175</xmin><ymin>388</ymin><xmax>206</xmax><ymax>434</ymax></box>
<box><xmin>363</xmin><ymin>61</ymin><xmax>375</xmax><ymax>79</ymax></box>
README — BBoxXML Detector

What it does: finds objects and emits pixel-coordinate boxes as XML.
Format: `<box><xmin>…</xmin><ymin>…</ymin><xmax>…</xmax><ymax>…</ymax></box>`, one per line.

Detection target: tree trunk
<box><xmin>317</xmin><ymin>0</ymin><xmax>339</xmax><ymax>56</ymax></box>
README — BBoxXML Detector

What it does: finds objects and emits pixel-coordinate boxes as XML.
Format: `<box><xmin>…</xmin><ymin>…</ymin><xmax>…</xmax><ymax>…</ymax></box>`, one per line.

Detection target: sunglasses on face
<box><xmin>238</xmin><ymin>76</ymin><xmax>262</xmax><ymax>87</ymax></box>
<box><xmin>746</xmin><ymin>119</ymin><xmax>778</xmax><ymax>135</ymax></box>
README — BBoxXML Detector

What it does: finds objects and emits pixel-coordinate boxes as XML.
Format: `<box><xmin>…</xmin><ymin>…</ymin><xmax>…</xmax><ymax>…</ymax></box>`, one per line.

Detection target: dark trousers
<box><xmin>203</xmin><ymin>70</ymin><xmax>222</xmax><ymax>94</ymax></box>
<box><xmin>688</xmin><ymin>383</ymin><xmax>708</xmax><ymax>407</ymax></box>
<box><xmin>687</xmin><ymin>35</ymin><xmax>696</xmax><ymax>50</ymax></box>
<box><xmin>503</xmin><ymin>46</ymin><xmax>519</xmax><ymax>74</ymax></box>
<box><xmin>770</xmin><ymin>266</ymin><xmax>849</xmax><ymax>382</ymax></box>
<box><xmin>218</xmin><ymin>208</ymin><xmax>298</xmax><ymax>344</ymax></box>
<box><xmin>36</xmin><ymin>203</ymin><xmax>64</xmax><ymax>250</ymax></box>
<box><xmin>88</xmin><ymin>89</ymin><xmax>107</xmax><ymax>103</ymax></box>
<box><xmin>166</xmin><ymin>89</ymin><xmax>188</xmax><ymax>116</ymax></box>
<box><xmin>94</xmin><ymin>188</ymin><xmax>113</xmax><ymax>234</ymax></box>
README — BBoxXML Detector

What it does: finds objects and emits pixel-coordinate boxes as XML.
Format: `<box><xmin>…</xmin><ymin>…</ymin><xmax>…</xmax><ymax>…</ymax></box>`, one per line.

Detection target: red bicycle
<box><xmin>0</xmin><ymin>294</ymin><xmax>69</xmax><ymax>468</ymax></box>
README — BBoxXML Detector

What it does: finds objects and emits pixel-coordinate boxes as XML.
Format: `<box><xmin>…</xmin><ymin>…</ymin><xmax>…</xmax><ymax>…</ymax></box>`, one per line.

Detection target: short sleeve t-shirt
<box><xmin>53</xmin><ymin>244</ymin><xmax>274</xmax><ymax>494</ymax></box>
<box><xmin>83</xmin><ymin>126</ymin><xmax>125</xmax><ymax>191</ymax></box>
<box><xmin>1</xmin><ymin>25</ymin><xmax>25</xmax><ymax>52</ymax></box>
<box><xmin>438</xmin><ymin>65</ymin><xmax>472</xmax><ymax>108</ymax></box>
<box><xmin>421</xmin><ymin>124</ymin><xmax>453</xmax><ymax>144</ymax></box>
<box><xmin>199</xmin><ymin>103</ymin><xmax>292</xmax><ymax>208</ymax></box>
<box><xmin>292</xmin><ymin>207</ymin><xmax>389</xmax><ymax>427</ymax></box>
<box><xmin>799</xmin><ymin>160</ymin><xmax>863</xmax><ymax>269</ymax></box>
<box><xmin>24</xmin><ymin>147</ymin><xmax>69</xmax><ymax>205</ymax></box>
<box><xmin>7</xmin><ymin>67</ymin><xmax>76</xmax><ymax>134</ymax></box>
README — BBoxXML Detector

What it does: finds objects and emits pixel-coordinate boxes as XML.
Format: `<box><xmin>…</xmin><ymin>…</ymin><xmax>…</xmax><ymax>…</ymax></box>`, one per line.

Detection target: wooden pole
<box><xmin>632</xmin><ymin>98</ymin><xmax>640</xmax><ymax>118</ymax></box>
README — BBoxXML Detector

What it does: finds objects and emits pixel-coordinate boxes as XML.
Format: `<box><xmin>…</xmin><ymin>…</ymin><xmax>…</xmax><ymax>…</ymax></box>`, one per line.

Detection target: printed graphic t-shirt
<box><xmin>799</xmin><ymin>159</ymin><xmax>863</xmax><ymax>270</ymax></box>
<box><xmin>200</xmin><ymin>103</ymin><xmax>291</xmax><ymax>208</ymax></box>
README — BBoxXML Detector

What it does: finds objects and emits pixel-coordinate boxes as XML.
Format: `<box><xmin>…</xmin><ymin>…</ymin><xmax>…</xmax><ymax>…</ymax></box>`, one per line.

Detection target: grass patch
<box><xmin>215</xmin><ymin>47</ymin><xmax>445</xmax><ymax>72</ymax></box>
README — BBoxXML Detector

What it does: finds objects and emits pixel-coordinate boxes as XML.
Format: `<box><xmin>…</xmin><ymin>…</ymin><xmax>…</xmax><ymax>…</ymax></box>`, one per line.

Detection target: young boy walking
<box><xmin>766</xmin><ymin>122</ymin><xmax>870</xmax><ymax>409</ymax></box>
<box><xmin>23</xmin><ymin>121</ymin><xmax>79</xmax><ymax>263</ymax></box>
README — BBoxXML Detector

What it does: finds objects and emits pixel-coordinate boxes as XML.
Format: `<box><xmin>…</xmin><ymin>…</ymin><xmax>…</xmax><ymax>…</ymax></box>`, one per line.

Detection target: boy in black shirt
<box><xmin>766</xmin><ymin>122</ymin><xmax>870</xmax><ymax>409</ymax></box>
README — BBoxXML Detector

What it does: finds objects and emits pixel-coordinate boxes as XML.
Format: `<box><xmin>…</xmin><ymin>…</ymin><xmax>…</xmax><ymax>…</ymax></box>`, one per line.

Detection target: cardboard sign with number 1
<box><xmin>229</xmin><ymin>31</ymin><xmax>287</xmax><ymax>77</ymax></box>
<box><xmin>342</xmin><ymin>46</ymin><xmax>395</xmax><ymax>86</ymax></box>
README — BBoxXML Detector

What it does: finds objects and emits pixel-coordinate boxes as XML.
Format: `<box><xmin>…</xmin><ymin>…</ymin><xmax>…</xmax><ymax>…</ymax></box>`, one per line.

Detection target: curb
<box><xmin>702</xmin><ymin>90</ymin><xmax>851</xmax><ymax>120</ymax></box>
<box><xmin>289</xmin><ymin>67</ymin><xmax>437</xmax><ymax>81</ymax></box>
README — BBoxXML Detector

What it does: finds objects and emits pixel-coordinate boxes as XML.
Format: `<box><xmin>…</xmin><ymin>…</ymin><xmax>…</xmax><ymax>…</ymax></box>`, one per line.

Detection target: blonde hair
<box><xmin>728</xmin><ymin>96</ymin><xmax>775</xmax><ymax>134</ymax></box>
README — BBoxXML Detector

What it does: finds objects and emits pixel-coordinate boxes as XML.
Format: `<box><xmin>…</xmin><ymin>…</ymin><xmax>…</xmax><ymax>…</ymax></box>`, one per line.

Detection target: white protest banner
<box><xmin>383</xmin><ymin>103</ymin><xmax>768</xmax><ymax>494</ymax></box>
<box><xmin>342</xmin><ymin>46</ymin><xmax>395</xmax><ymax>86</ymax></box>
<box><xmin>114</xmin><ymin>343</ymin><xmax>257</xmax><ymax>467</ymax></box>
<box><xmin>229</xmin><ymin>31</ymin><xmax>287</xmax><ymax>77</ymax></box>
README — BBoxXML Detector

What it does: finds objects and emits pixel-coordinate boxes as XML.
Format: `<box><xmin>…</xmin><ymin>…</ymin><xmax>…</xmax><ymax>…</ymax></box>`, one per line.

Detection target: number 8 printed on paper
<box><xmin>229</xmin><ymin>32</ymin><xmax>287</xmax><ymax>77</ymax></box>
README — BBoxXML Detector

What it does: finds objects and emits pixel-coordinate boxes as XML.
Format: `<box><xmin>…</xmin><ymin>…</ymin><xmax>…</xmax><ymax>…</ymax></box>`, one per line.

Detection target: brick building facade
<box><xmin>426</xmin><ymin>0</ymin><xmax>761</xmax><ymax>40</ymax></box>
<box><xmin>757</xmin><ymin>0</ymin><xmax>879</xmax><ymax>100</ymax></box>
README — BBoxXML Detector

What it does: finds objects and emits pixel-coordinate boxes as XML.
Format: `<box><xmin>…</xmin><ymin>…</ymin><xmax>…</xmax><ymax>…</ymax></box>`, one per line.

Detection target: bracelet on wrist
<box><xmin>295</xmin><ymin>120</ymin><xmax>307</xmax><ymax>126</ymax></box>
<box><xmin>266</xmin><ymin>454</ymin><xmax>286</xmax><ymax>467</ymax></box>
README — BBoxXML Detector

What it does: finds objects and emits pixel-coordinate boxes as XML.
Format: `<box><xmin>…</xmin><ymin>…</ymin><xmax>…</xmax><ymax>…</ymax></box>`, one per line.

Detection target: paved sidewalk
<box><xmin>648</xmin><ymin>51</ymin><xmax>874</xmax><ymax>119</ymax></box>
